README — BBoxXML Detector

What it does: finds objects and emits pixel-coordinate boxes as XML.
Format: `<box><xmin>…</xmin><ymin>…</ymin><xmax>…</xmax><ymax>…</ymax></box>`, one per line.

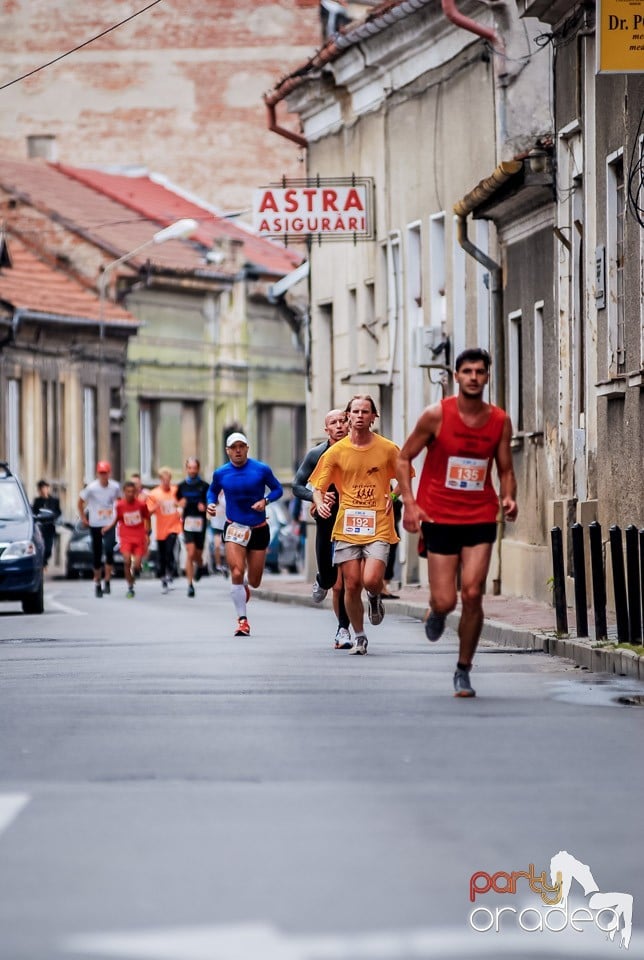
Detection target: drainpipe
<box><xmin>441</xmin><ymin>0</ymin><xmax>503</xmax><ymax>53</ymax></box>
<box><xmin>453</xmin><ymin>160</ymin><xmax>521</xmax><ymax>410</ymax></box>
<box><xmin>265</xmin><ymin>80</ymin><xmax>309</xmax><ymax>149</ymax></box>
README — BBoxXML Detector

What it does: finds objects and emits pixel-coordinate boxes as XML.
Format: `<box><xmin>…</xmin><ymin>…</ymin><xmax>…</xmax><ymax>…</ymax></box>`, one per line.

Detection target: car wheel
<box><xmin>22</xmin><ymin>578</ymin><xmax>44</xmax><ymax>615</ymax></box>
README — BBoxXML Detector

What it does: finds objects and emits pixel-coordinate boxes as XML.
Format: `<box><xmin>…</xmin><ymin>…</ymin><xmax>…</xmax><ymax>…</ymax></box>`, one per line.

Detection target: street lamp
<box><xmin>98</xmin><ymin>218</ymin><xmax>199</xmax><ymax>327</ymax></box>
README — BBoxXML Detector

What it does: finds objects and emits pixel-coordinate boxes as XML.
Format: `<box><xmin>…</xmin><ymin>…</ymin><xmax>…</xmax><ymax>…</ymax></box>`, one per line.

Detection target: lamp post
<box><xmin>98</xmin><ymin>217</ymin><xmax>199</xmax><ymax>330</ymax></box>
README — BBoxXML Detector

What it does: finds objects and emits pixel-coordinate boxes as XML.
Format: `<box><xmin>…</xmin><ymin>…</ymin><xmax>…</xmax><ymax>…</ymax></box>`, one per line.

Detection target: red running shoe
<box><xmin>235</xmin><ymin>617</ymin><xmax>251</xmax><ymax>637</ymax></box>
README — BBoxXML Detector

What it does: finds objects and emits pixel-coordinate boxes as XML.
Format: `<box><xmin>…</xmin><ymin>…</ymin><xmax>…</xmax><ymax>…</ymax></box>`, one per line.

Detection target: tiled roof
<box><xmin>57</xmin><ymin>164</ymin><xmax>302</xmax><ymax>278</ymax></box>
<box><xmin>0</xmin><ymin>234</ymin><xmax>137</xmax><ymax>326</ymax></box>
<box><xmin>0</xmin><ymin>159</ymin><xmax>204</xmax><ymax>274</ymax></box>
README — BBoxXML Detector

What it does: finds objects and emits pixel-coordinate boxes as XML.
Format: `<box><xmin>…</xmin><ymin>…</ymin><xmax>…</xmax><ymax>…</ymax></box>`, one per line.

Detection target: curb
<box><xmin>254</xmin><ymin>587</ymin><xmax>643</xmax><ymax>682</ymax></box>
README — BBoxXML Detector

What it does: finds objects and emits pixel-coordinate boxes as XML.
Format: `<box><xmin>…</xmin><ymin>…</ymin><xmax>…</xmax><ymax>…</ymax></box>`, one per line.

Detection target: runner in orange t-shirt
<box><xmin>147</xmin><ymin>467</ymin><xmax>182</xmax><ymax>593</ymax></box>
<box><xmin>396</xmin><ymin>348</ymin><xmax>517</xmax><ymax>697</ymax></box>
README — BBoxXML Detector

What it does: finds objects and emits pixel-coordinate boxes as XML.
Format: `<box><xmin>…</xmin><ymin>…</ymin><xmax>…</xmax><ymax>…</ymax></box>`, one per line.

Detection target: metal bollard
<box><xmin>609</xmin><ymin>525</ymin><xmax>629</xmax><ymax>643</ymax></box>
<box><xmin>625</xmin><ymin>525</ymin><xmax>641</xmax><ymax>643</ymax></box>
<box><xmin>571</xmin><ymin>523</ymin><xmax>589</xmax><ymax>638</ymax></box>
<box><xmin>550</xmin><ymin>526</ymin><xmax>568</xmax><ymax>635</ymax></box>
<box><xmin>589</xmin><ymin>521</ymin><xmax>607</xmax><ymax>642</ymax></box>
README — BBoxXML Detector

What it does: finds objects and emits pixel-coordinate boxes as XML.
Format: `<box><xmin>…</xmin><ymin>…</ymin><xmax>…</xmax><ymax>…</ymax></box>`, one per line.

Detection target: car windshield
<box><xmin>0</xmin><ymin>481</ymin><xmax>28</xmax><ymax>520</ymax></box>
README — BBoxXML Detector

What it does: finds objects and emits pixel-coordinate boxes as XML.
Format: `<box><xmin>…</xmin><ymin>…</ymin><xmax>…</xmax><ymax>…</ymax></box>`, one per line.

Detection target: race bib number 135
<box><xmin>445</xmin><ymin>457</ymin><xmax>488</xmax><ymax>491</ymax></box>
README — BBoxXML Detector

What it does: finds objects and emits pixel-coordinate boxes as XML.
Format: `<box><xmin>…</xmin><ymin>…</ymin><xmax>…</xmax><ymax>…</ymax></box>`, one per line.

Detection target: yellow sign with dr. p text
<box><xmin>598</xmin><ymin>0</ymin><xmax>644</xmax><ymax>72</ymax></box>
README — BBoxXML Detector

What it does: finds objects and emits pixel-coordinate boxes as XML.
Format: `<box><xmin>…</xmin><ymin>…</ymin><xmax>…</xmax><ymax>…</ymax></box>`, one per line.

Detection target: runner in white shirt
<box><xmin>77</xmin><ymin>461</ymin><xmax>121</xmax><ymax>598</ymax></box>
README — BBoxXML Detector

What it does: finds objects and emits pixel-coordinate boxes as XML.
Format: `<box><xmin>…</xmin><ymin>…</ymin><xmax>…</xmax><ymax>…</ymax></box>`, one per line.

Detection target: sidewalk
<box><xmin>256</xmin><ymin>576</ymin><xmax>643</xmax><ymax>682</ymax></box>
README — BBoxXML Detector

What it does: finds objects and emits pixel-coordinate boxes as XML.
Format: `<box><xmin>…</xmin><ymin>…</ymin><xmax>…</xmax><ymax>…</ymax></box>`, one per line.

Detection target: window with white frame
<box><xmin>359</xmin><ymin>279</ymin><xmax>378</xmax><ymax>371</ymax></box>
<box><xmin>82</xmin><ymin>386</ymin><xmax>96</xmax><ymax>482</ymax></box>
<box><xmin>5</xmin><ymin>378</ymin><xmax>21</xmax><ymax>470</ymax></box>
<box><xmin>606</xmin><ymin>149</ymin><xmax>626</xmax><ymax>375</ymax></box>
<box><xmin>533</xmin><ymin>301</ymin><xmax>544</xmax><ymax>433</ymax></box>
<box><xmin>508</xmin><ymin>310</ymin><xmax>523</xmax><ymax>432</ymax></box>
<box><xmin>386</xmin><ymin>233</ymin><xmax>402</xmax><ymax>366</ymax></box>
<box><xmin>452</xmin><ymin>217</ymin><xmax>466</xmax><ymax>363</ymax></box>
<box><xmin>475</xmin><ymin>220</ymin><xmax>491</xmax><ymax>351</ymax></box>
<box><xmin>406</xmin><ymin>222</ymin><xmax>423</xmax><ymax>327</ymax></box>
<box><xmin>429</xmin><ymin>213</ymin><xmax>446</xmax><ymax>330</ymax></box>
<box><xmin>347</xmin><ymin>286</ymin><xmax>358</xmax><ymax>370</ymax></box>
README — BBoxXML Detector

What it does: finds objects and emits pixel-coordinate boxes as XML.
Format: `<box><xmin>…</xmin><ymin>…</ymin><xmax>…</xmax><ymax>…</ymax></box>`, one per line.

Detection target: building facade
<box><xmin>267</xmin><ymin>0</ymin><xmax>556</xmax><ymax>594</ymax></box>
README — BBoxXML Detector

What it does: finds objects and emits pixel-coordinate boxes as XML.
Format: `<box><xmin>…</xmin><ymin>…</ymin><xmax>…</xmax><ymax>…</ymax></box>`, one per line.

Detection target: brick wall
<box><xmin>0</xmin><ymin>0</ymin><xmax>321</xmax><ymax>212</ymax></box>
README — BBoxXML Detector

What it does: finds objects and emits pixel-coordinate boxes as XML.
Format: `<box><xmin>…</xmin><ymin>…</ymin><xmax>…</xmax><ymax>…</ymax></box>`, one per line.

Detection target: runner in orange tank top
<box><xmin>396</xmin><ymin>348</ymin><xmax>517</xmax><ymax>698</ymax></box>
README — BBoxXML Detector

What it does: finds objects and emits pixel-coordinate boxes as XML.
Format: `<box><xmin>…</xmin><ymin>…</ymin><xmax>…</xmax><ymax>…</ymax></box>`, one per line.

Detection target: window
<box><xmin>257</xmin><ymin>404</ymin><xmax>306</xmax><ymax>475</ymax></box>
<box><xmin>607</xmin><ymin>150</ymin><xmax>625</xmax><ymax>375</ymax></box>
<box><xmin>139</xmin><ymin>404</ymin><xmax>153</xmax><ymax>480</ymax></box>
<box><xmin>452</xmin><ymin>218</ymin><xmax>466</xmax><ymax>362</ymax></box>
<box><xmin>41</xmin><ymin>380</ymin><xmax>64</xmax><ymax>479</ymax></box>
<box><xmin>508</xmin><ymin>311</ymin><xmax>523</xmax><ymax>432</ymax></box>
<box><xmin>316</xmin><ymin>302</ymin><xmax>334</xmax><ymax>410</ymax></box>
<box><xmin>5</xmin><ymin>379</ymin><xmax>21</xmax><ymax>471</ymax></box>
<box><xmin>359</xmin><ymin>280</ymin><xmax>378</xmax><ymax>371</ymax></box>
<box><xmin>82</xmin><ymin>386</ymin><xmax>96</xmax><ymax>483</ymax></box>
<box><xmin>386</xmin><ymin>233</ymin><xmax>402</xmax><ymax>366</ymax></box>
<box><xmin>406</xmin><ymin>222</ymin><xmax>423</xmax><ymax>327</ymax></box>
<box><xmin>533</xmin><ymin>301</ymin><xmax>544</xmax><ymax>433</ymax></box>
<box><xmin>347</xmin><ymin>286</ymin><xmax>358</xmax><ymax>370</ymax></box>
<box><xmin>429</xmin><ymin>213</ymin><xmax>446</xmax><ymax>329</ymax></box>
<box><xmin>475</xmin><ymin>220</ymin><xmax>491</xmax><ymax>351</ymax></box>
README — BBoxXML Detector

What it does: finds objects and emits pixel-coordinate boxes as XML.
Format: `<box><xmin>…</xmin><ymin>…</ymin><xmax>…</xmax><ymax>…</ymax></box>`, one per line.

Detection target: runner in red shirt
<box><xmin>396</xmin><ymin>348</ymin><xmax>517</xmax><ymax>697</ymax></box>
<box><xmin>105</xmin><ymin>481</ymin><xmax>151</xmax><ymax>599</ymax></box>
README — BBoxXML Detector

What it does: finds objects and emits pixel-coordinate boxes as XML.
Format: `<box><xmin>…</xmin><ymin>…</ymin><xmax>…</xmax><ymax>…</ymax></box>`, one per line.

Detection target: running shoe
<box><xmin>311</xmin><ymin>579</ymin><xmax>328</xmax><ymax>603</ymax></box>
<box><xmin>235</xmin><ymin>617</ymin><xmax>251</xmax><ymax>637</ymax></box>
<box><xmin>126</xmin><ymin>587</ymin><xmax>135</xmax><ymax>599</ymax></box>
<box><xmin>349</xmin><ymin>635</ymin><xmax>368</xmax><ymax>655</ymax></box>
<box><xmin>424</xmin><ymin>611</ymin><xmax>446</xmax><ymax>642</ymax></box>
<box><xmin>95</xmin><ymin>582</ymin><xmax>103</xmax><ymax>598</ymax></box>
<box><xmin>161</xmin><ymin>579</ymin><xmax>169</xmax><ymax>594</ymax></box>
<box><xmin>453</xmin><ymin>667</ymin><xmax>476</xmax><ymax>698</ymax></box>
<box><xmin>366</xmin><ymin>592</ymin><xmax>385</xmax><ymax>625</ymax></box>
<box><xmin>195</xmin><ymin>565</ymin><xmax>204</xmax><ymax>582</ymax></box>
<box><xmin>187</xmin><ymin>583</ymin><xmax>195</xmax><ymax>598</ymax></box>
<box><xmin>334</xmin><ymin>627</ymin><xmax>352</xmax><ymax>650</ymax></box>
<box><xmin>103</xmin><ymin>581</ymin><xmax>111</xmax><ymax>596</ymax></box>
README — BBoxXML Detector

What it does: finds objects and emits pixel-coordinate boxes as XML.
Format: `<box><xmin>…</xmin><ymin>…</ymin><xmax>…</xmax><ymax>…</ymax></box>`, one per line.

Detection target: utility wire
<box><xmin>0</xmin><ymin>0</ymin><xmax>164</xmax><ymax>92</ymax></box>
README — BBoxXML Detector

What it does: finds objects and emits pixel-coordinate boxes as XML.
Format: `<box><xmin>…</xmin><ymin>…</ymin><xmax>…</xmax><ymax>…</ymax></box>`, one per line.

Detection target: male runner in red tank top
<box><xmin>396</xmin><ymin>348</ymin><xmax>517</xmax><ymax>697</ymax></box>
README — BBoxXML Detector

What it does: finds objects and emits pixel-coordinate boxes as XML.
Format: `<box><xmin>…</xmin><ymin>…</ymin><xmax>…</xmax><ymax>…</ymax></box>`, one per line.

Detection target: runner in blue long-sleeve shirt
<box><xmin>207</xmin><ymin>432</ymin><xmax>283</xmax><ymax>636</ymax></box>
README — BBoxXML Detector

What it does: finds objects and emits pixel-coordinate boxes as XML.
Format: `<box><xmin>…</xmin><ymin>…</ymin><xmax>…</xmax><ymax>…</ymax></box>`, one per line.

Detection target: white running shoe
<box><xmin>334</xmin><ymin>627</ymin><xmax>352</xmax><ymax>649</ymax></box>
<box><xmin>349</xmin><ymin>635</ymin><xmax>368</xmax><ymax>655</ymax></box>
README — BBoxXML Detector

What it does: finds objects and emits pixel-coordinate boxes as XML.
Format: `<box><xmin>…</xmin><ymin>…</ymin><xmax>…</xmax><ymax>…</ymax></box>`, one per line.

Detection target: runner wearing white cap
<box><xmin>207</xmin><ymin>433</ymin><xmax>283</xmax><ymax>636</ymax></box>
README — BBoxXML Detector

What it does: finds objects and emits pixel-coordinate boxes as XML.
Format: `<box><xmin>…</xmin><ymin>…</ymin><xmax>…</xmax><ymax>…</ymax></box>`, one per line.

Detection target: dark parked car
<box><xmin>265</xmin><ymin>501</ymin><xmax>301</xmax><ymax>574</ymax></box>
<box><xmin>65</xmin><ymin>521</ymin><xmax>124</xmax><ymax>579</ymax></box>
<box><xmin>0</xmin><ymin>462</ymin><xmax>47</xmax><ymax>614</ymax></box>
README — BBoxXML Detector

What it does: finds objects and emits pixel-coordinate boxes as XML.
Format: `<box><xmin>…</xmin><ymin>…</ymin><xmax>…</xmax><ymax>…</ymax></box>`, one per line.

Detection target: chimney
<box><xmin>26</xmin><ymin>135</ymin><xmax>57</xmax><ymax>161</ymax></box>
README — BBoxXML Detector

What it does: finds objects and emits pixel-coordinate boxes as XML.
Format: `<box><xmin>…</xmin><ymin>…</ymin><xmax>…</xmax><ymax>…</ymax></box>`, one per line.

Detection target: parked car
<box><xmin>65</xmin><ymin>521</ymin><xmax>124</xmax><ymax>579</ymax></box>
<box><xmin>265</xmin><ymin>501</ymin><xmax>301</xmax><ymax>574</ymax></box>
<box><xmin>0</xmin><ymin>462</ymin><xmax>47</xmax><ymax>614</ymax></box>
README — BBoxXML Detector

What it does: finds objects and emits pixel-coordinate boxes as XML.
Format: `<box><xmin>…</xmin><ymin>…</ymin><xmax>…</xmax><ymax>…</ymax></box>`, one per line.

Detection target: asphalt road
<box><xmin>0</xmin><ymin>573</ymin><xmax>643</xmax><ymax>960</ymax></box>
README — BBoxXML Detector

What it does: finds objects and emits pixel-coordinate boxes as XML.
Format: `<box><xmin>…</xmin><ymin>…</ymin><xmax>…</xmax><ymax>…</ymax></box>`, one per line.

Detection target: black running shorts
<box><xmin>421</xmin><ymin>521</ymin><xmax>497</xmax><ymax>556</ymax></box>
<box><xmin>223</xmin><ymin>521</ymin><xmax>270</xmax><ymax>551</ymax></box>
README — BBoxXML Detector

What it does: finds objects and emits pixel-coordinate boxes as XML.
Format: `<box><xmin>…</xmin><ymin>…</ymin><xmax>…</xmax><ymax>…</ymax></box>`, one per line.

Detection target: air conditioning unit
<box><xmin>413</xmin><ymin>326</ymin><xmax>443</xmax><ymax>366</ymax></box>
